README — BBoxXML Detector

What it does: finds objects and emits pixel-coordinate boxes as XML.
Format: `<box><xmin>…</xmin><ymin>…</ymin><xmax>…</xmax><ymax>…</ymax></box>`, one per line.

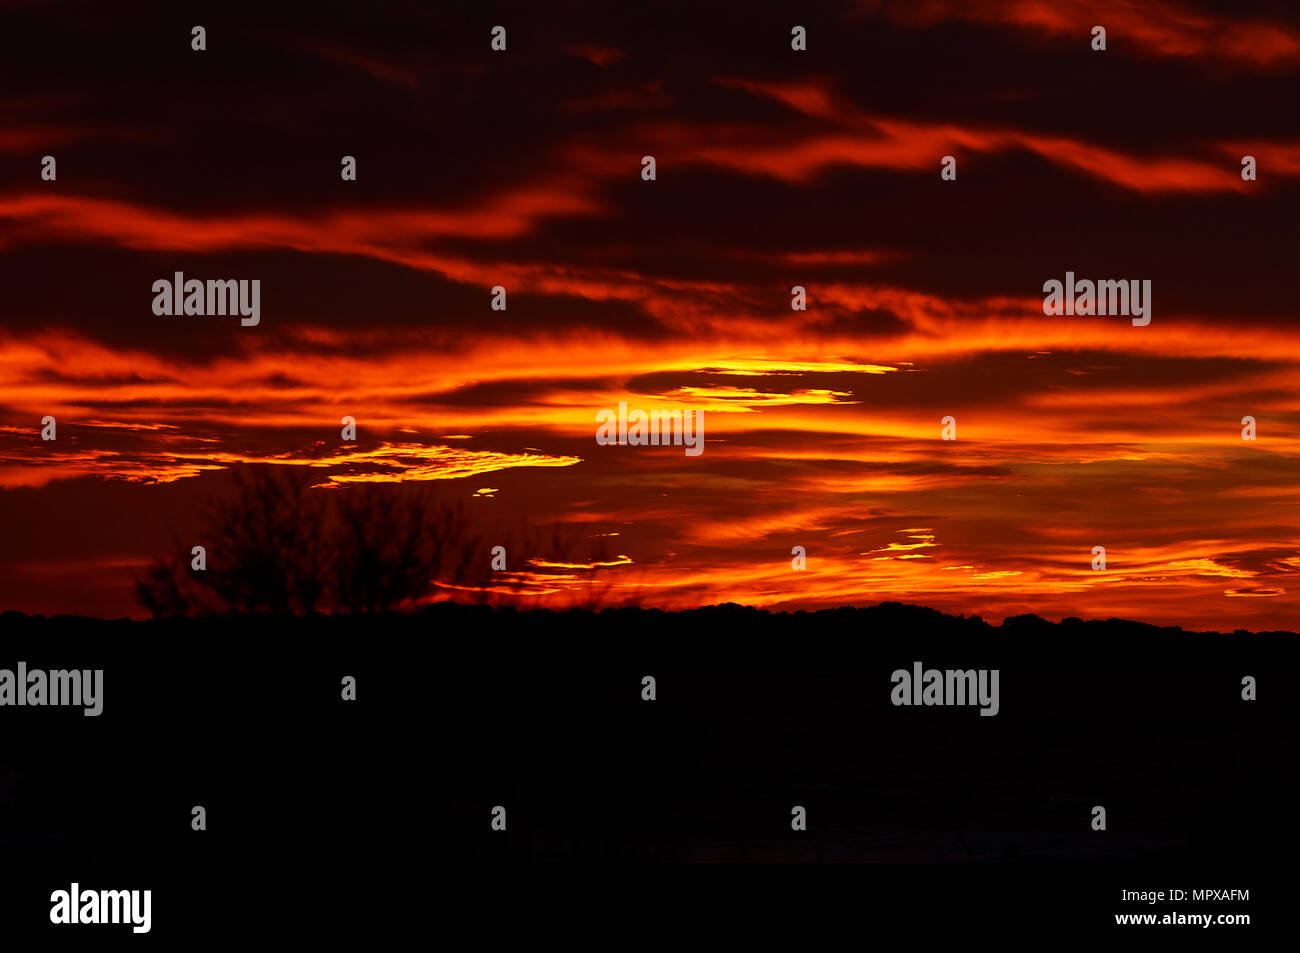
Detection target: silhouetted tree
<box><xmin>133</xmin><ymin>466</ymin><xmax>489</xmax><ymax>617</ymax></box>
<box><xmin>332</xmin><ymin>484</ymin><xmax>477</xmax><ymax>614</ymax></box>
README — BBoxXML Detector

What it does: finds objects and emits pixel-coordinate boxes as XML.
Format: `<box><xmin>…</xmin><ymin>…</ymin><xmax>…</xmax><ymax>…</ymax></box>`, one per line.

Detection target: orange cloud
<box><xmin>706</xmin><ymin>80</ymin><xmax>1247</xmax><ymax>193</ymax></box>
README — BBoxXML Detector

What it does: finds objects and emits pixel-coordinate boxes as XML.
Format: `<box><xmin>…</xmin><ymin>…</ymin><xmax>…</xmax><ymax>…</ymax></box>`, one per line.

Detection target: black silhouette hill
<box><xmin>3</xmin><ymin>599</ymin><xmax>1296</xmax><ymax>669</ymax></box>
<box><xmin>2</xmin><ymin>600</ymin><xmax>1297</xmax><ymax>872</ymax></box>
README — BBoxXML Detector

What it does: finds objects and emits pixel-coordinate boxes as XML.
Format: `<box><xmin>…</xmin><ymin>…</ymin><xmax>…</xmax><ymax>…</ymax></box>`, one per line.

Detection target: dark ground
<box><xmin>1</xmin><ymin>601</ymin><xmax>1295</xmax><ymax>938</ymax></box>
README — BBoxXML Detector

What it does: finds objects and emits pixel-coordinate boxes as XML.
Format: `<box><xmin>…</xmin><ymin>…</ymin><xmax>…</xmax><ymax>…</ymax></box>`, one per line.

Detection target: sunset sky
<box><xmin>1</xmin><ymin>0</ymin><xmax>1297</xmax><ymax>628</ymax></box>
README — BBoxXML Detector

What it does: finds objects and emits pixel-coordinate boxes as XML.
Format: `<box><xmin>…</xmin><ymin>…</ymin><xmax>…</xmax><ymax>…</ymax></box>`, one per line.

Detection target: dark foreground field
<box><xmin>1</xmin><ymin>602</ymin><xmax>1296</xmax><ymax>936</ymax></box>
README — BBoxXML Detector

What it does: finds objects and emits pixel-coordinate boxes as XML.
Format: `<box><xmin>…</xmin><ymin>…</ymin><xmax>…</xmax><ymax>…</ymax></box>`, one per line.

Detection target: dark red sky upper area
<box><xmin>1</xmin><ymin>0</ymin><xmax>1297</xmax><ymax>625</ymax></box>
